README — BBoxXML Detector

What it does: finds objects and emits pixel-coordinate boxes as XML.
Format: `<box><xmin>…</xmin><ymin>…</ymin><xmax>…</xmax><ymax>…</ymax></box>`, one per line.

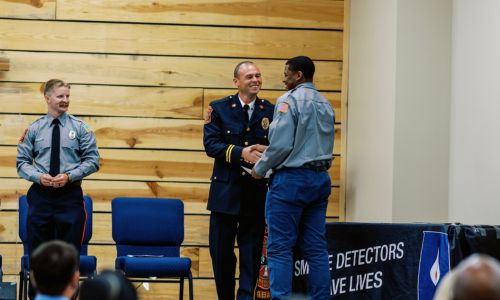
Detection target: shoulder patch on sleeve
<box><xmin>277</xmin><ymin>102</ymin><xmax>289</xmax><ymax>113</ymax></box>
<box><xmin>82</xmin><ymin>123</ymin><xmax>92</xmax><ymax>133</ymax></box>
<box><xmin>204</xmin><ymin>106</ymin><xmax>213</xmax><ymax>124</ymax></box>
<box><xmin>19</xmin><ymin>128</ymin><xmax>28</xmax><ymax>144</ymax></box>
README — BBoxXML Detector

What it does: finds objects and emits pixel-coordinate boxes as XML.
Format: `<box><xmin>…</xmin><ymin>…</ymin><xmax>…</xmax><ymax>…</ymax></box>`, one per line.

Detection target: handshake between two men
<box><xmin>241</xmin><ymin>144</ymin><xmax>267</xmax><ymax>180</ymax></box>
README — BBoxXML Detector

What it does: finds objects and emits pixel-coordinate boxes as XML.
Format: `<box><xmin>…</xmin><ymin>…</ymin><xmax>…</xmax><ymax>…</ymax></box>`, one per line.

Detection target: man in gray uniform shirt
<box><xmin>252</xmin><ymin>56</ymin><xmax>335</xmax><ymax>299</ymax></box>
<box><xmin>17</xmin><ymin>78</ymin><xmax>100</xmax><ymax>257</ymax></box>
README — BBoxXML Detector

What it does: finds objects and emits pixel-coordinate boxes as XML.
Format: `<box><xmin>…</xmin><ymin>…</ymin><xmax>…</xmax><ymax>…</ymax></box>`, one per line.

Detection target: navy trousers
<box><xmin>26</xmin><ymin>182</ymin><xmax>85</xmax><ymax>299</ymax></box>
<box><xmin>27</xmin><ymin>182</ymin><xmax>86</xmax><ymax>255</ymax></box>
<box><xmin>209</xmin><ymin>211</ymin><xmax>266</xmax><ymax>300</ymax></box>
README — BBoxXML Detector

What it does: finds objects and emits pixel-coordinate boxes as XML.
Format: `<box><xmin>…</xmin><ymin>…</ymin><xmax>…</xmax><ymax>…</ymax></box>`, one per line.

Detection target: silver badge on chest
<box><xmin>69</xmin><ymin>130</ymin><xmax>76</xmax><ymax>139</ymax></box>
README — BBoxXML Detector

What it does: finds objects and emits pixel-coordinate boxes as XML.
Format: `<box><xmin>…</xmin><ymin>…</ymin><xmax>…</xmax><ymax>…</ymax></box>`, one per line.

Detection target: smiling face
<box><xmin>233</xmin><ymin>63</ymin><xmax>262</xmax><ymax>101</ymax></box>
<box><xmin>45</xmin><ymin>85</ymin><xmax>70</xmax><ymax>117</ymax></box>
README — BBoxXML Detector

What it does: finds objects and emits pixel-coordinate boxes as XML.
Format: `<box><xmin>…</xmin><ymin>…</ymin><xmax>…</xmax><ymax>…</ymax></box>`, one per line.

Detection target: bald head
<box><xmin>452</xmin><ymin>254</ymin><xmax>500</xmax><ymax>300</ymax></box>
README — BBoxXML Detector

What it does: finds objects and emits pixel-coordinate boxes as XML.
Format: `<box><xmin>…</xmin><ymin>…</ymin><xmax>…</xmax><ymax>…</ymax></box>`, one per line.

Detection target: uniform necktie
<box><xmin>49</xmin><ymin>118</ymin><xmax>60</xmax><ymax>177</ymax></box>
<box><xmin>243</xmin><ymin>104</ymin><xmax>250</xmax><ymax>123</ymax></box>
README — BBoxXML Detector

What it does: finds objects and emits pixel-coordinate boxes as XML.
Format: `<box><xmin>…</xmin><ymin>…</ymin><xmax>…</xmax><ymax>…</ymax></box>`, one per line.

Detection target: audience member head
<box><xmin>434</xmin><ymin>254</ymin><xmax>500</xmax><ymax>300</ymax></box>
<box><xmin>30</xmin><ymin>240</ymin><xmax>79</xmax><ymax>297</ymax></box>
<box><xmin>452</xmin><ymin>254</ymin><xmax>500</xmax><ymax>300</ymax></box>
<box><xmin>79</xmin><ymin>270</ymin><xmax>137</xmax><ymax>300</ymax></box>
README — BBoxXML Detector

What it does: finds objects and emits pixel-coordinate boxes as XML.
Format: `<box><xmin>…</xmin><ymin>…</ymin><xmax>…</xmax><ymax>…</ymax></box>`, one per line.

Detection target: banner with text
<box><xmin>293</xmin><ymin>223</ymin><xmax>453</xmax><ymax>299</ymax></box>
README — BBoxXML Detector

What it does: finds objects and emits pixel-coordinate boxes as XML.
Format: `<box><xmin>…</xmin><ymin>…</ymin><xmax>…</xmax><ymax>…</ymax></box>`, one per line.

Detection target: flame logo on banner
<box><xmin>418</xmin><ymin>231</ymin><xmax>450</xmax><ymax>300</ymax></box>
<box><xmin>429</xmin><ymin>250</ymin><xmax>440</xmax><ymax>286</ymax></box>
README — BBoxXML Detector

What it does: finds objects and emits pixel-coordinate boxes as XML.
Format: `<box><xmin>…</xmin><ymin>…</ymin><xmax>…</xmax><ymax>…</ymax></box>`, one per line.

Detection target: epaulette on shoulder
<box><xmin>258</xmin><ymin>98</ymin><xmax>275</xmax><ymax>109</ymax></box>
<box><xmin>210</xmin><ymin>95</ymin><xmax>233</xmax><ymax>107</ymax></box>
<box><xmin>29</xmin><ymin>115</ymin><xmax>46</xmax><ymax>128</ymax></box>
<box><xmin>258</xmin><ymin>98</ymin><xmax>272</xmax><ymax>105</ymax></box>
<box><xmin>68</xmin><ymin>114</ymin><xmax>83</xmax><ymax>123</ymax></box>
<box><xmin>281</xmin><ymin>90</ymin><xmax>295</xmax><ymax>100</ymax></box>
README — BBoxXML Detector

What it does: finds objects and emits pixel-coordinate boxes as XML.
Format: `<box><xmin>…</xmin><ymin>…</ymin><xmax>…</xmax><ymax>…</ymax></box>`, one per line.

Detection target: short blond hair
<box><xmin>43</xmin><ymin>79</ymin><xmax>70</xmax><ymax>96</ymax></box>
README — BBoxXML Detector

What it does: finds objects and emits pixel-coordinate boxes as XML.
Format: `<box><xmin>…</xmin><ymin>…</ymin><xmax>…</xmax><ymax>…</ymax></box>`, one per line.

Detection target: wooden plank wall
<box><xmin>0</xmin><ymin>1</ymin><xmax>346</xmax><ymax>298</ymax></box>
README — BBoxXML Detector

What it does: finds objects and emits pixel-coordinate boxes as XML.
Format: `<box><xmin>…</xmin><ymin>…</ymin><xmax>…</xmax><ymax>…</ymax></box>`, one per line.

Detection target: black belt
<box><xmin>277</xmin><ymin>161</ymin><xmax>330</xmax><ymax>172</ymax></box>
<box><xmin>301</xmin><ymin>160</ymin><xmax>330</xmax><ymax>171</ymax></box>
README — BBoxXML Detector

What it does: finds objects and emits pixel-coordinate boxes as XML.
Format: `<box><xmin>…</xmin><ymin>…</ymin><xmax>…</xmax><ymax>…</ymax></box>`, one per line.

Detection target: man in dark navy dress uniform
<box><xmin>204</xmin><ymin>61</ymin><xmax>274</xmax><ymax>300</ymax></box>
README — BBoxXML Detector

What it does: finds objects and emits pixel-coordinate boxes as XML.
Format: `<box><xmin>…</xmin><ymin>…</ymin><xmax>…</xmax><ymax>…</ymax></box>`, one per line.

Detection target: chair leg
<box><xmin>188</xmin><ymin>271</ymin><xmax>194</xmax><ymax>300</ymax></box>
<box><xmin>18</xmin><ymin>271</ymin><xmax>24</xmax><ymax>300</ymax></box>
<box><xmin>179</xmin><ymin>276</ymin><xmax>184</xmax><ymax>300</ymax></box>
<box><xmin>24</xmin><ymin>271</ymin><xmax>29</xmax><ymax>300</ymax></box>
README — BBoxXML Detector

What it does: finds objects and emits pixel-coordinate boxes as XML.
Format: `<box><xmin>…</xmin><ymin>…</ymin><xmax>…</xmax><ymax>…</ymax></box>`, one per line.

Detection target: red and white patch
<box><xmin>19</xmin><ymin>128</ymin><xmax>28</xmax><ymax>143</ymax></box>
<box><xmin>278</xmin><ymin>102</ymin><xmax>289</xmax><ymax>113</ymax></box>
<box><xmin>204</xmin><ymin>106</ymin><xmax>213</xmax><ymax>124</ymax></box>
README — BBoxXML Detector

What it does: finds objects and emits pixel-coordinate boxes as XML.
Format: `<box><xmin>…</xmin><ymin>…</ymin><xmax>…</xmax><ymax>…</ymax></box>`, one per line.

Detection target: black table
<box><xmin>293</xmin><ymin>222</ymin><xmax>500</xmax><ymax>300</ymax></box>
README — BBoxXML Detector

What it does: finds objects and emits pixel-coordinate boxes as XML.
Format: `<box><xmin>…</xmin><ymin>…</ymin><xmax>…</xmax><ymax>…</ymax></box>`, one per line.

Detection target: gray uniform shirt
<box><xmin>16</xmin><ymin>113</ymin><xmax>100</xmax><ymax>184</ymax></box>
<box><xmin>254</xmin><ymin>82</ymin><xmax>335</xmax><ymax>176</ymax></box>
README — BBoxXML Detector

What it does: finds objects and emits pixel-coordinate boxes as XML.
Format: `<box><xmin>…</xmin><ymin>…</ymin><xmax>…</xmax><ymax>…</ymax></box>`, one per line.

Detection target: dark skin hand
<box><xmin>251</xmin><ymin>167</ymin><xmax>263</xmax><ymax>180</ymax></box>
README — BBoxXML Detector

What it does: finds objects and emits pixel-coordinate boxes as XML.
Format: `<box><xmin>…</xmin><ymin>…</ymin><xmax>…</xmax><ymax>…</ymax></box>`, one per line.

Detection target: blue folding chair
<box><xmin>112</xmin><ymin>197</ymin><xmax>193</xmax><ymax>300</ymax></box>
<box><xmin>18</xmin><ymin>195</ymin><xmax>97</xmax><ymax>300</ymax></box>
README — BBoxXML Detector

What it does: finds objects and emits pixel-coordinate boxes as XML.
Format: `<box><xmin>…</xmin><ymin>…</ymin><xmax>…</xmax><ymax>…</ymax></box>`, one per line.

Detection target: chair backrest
<box><xmin>18</xmin><ymin>195</ymin><xmax>93</xmax><ymax>255</ymax></box>
<box><xmin>111</xmin><ymin>197</ymin><xmax>184</xmax><ymax>257</ymax></box>
<box><xmin>81</xmin><ymin>195</ymin><xmax>93</xmax><ymax>254</ymax></box>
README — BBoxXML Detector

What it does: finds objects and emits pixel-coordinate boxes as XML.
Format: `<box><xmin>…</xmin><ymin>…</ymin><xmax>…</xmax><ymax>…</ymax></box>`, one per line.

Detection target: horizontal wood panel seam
<box><xmin>0</xmin><ymin>51</ymin><xmax>342</xmax><ymax>90</ymax></box>
<box><xmin>0</xmin><ymin>81</ymin><xmax>340</xmax><ymax>92</ymax></box>
<box><xmin>0</xmin><ymin>113</ymin><xmax>343</xmax><ymax>124</ymax></box>
<box><xmin>0</xmin><ymin>48</ymin><xmax>341</xmax><ymax>63</ymax></box>
<box><xmin>0</xmin><ymin>18</ymin><xmax>344</xmax><ymax>32</ymax></box>
<box><xmin>0</xmin><ymin>17</ymin><xmax>344</xmax><ymax>31</ymax></box>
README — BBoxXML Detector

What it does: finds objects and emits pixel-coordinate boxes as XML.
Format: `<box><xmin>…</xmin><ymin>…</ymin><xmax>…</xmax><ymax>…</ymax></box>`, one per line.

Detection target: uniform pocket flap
<box><xmin>222</xmin><ymin>126</ymin><xmax>242</xmax><ymax>135</ymax></box>
<box><xmin>211</xmin><ymin>167</ymin><xmax>230</xmax><ymax>182</ymax></box>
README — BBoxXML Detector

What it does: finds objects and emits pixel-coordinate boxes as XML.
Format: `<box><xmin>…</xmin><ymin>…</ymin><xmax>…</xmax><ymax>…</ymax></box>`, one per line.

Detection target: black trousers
<box><xmin>209</xmin><ymin>211</ymin><xmax>266</xmax><ymax>300</ymax></box>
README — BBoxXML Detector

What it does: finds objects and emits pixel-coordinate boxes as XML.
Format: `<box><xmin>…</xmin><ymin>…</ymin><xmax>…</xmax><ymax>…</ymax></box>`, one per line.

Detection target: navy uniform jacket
<box><xmin>204</xmin><ymin>94</ymin><xmax>274</xmax><ymax>216</ymax></box>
